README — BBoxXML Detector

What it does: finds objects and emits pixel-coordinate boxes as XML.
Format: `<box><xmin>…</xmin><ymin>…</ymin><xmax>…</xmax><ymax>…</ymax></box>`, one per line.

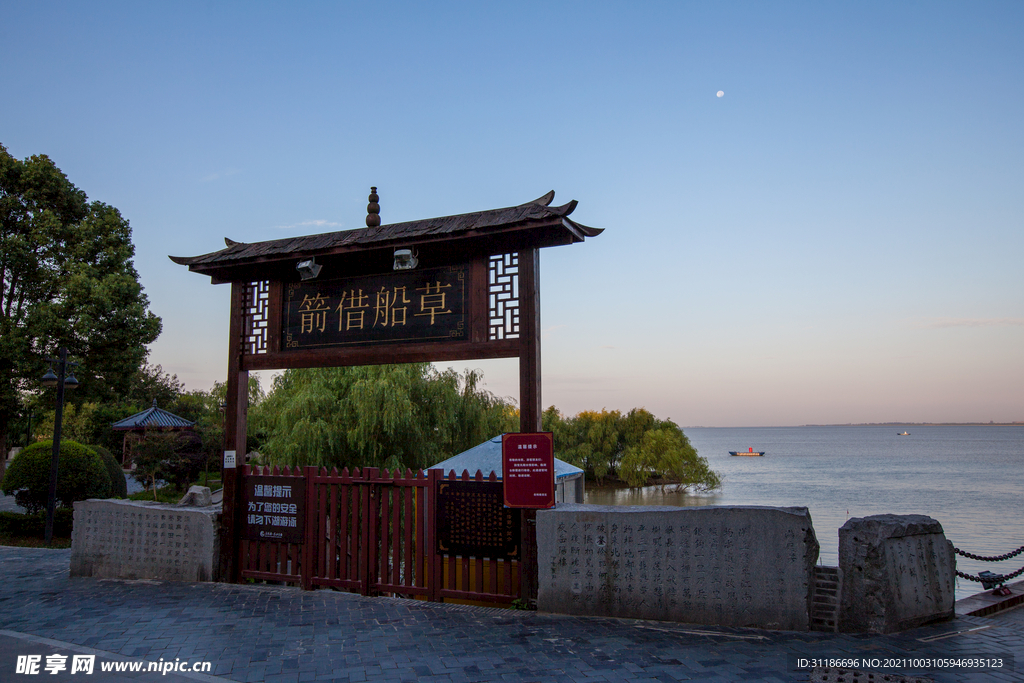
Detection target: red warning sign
<box><xmin>502</xmin><ymin>432</ymin><xmax>555</xmax><ymax>509</ymax></box>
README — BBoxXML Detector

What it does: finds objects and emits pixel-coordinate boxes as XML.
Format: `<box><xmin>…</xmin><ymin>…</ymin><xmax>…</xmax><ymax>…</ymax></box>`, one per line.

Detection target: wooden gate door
<box><xmin>303</xmin><ymin>466</ymin><xmax>432</xmax><ymax>598</ymax></box>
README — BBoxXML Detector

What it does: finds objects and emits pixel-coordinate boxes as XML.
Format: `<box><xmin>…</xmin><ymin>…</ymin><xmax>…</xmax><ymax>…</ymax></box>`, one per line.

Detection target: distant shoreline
<box><xmin>685</xmin><ymin>422</ymin><xmax>1024</xmax><ymax>428</ymax></box>
<box><xmin>808</xmin><ymin>422</ymin><xmax>1024</xmax><ymax>427</ymax></box>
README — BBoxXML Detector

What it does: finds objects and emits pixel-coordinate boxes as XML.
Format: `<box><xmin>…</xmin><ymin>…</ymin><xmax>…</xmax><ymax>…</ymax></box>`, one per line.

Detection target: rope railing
<box><xmin>953</xmin><ymin>544</ymin><xmax>1024</xmax><ymax>588</ymax></box>
<box><xmin>953</xmin><ymin>544</ymin><xmax>1024</xmax><ymax>562</ymax></box>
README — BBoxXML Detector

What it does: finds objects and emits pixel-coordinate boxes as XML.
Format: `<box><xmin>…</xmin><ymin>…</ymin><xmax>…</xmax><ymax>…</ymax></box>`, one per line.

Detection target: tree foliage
<box><xmin>252</xmin><ymin>364</ymin><xmax>517</xmax><ymax>471</ymax></box>
<box><xmin>0</xmin><ymin>144</ymin><xmax>161</xmax><ymax>472</ymax></box>
<box><xmin>132</xmin><ymin>431</ymin><xmax>206</xmax><ymax>499</ymax></box>
<box><xmin>543</xmin><ymin>406</ymin><xmax>720</xmax><ymax>491</ymax></box>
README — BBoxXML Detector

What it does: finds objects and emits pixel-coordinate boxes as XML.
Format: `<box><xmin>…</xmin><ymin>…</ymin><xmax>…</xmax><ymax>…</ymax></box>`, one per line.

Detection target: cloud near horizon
<box><xmin>915</xmin><ymin>317</ymin><xmax>1024</xmax><ymax>329</ymax></box>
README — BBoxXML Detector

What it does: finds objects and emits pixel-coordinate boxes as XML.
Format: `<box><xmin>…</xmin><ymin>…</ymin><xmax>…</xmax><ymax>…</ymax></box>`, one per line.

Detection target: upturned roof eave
<box><xmin>169</xmin><ymin>191</ymin><xmax>602</xmax><ymax>278</ymax></box>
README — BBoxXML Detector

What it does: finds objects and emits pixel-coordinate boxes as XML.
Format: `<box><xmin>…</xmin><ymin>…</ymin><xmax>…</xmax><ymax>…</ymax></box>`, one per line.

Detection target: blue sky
<box><xmin>2</xmin><ymin>2</ymin><xmax>1022</xmax><ymax>426</ymax></box>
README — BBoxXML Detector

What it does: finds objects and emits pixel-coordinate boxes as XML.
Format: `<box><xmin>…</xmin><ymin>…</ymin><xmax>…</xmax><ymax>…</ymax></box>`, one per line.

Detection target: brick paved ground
<box><xmin>1</xmin><ymin>547</ymin><xmax>1021</xmax><ymax>683</ymax></box>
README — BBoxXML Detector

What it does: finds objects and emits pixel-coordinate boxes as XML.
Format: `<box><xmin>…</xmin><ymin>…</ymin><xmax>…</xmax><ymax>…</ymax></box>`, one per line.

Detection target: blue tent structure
<box><xmin>429</xmin><ymin>435</ymin><xmax>585</xmax><ymax>504</ymax></box>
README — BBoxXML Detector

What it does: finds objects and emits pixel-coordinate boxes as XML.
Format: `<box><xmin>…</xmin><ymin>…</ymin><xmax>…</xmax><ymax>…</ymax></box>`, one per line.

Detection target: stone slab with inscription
<box><xmin>838</xmin><ymin>514</ymin><xmax>955</xmax><ymax>633</ymax></box>
<box><xmin>71</xmin><ymin>499</ymin><xmax>220</xmax><ymax>582</ymax></box>
<box><xmin>537</xmin><ymin>504</ymin><xmax>819</xmax><ymax>631</ymax></box>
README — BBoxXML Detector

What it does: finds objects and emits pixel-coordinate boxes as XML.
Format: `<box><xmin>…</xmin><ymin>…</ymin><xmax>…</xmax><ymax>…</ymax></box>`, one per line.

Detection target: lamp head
<box><xmin>41</xmin><ymin>367</ymin><xmax>59</xmax><ymax>388</ymax></box>
<box><xmin>393</xmin><ymin>249</ymin><xmax>418</xmax><ymax>271</ymax></box>
<box><xmin>296</xmin><ymin>257</ymin><xmax>322</xmax><ymax>281</ymax></box>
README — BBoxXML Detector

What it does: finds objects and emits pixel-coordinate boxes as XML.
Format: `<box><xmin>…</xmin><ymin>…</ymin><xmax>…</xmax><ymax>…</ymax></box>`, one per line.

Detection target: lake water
<box><xmin>583</xmin><ymin>425</ymin><xmax>1024</xmax><ymax>600</ymax></box>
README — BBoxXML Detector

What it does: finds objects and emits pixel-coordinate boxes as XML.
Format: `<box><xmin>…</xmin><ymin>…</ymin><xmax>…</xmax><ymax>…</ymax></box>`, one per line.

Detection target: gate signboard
<box><xmin>436</xmin><ymin>480</ymin><xmax>520</xmax><ymax>559</ymax></box>
<box><xmin>502</xmin><ymin>432</ymin><xmax>555</xmax><ymax>509</ymax></box>
<box><xmin>243</xmin><ymin>476</ymin><xmax>305</xmax><ymax>544</ymax></box>
<box><xmin>284</xmin><ymin>264</ymin><xmax>467</xmax><ymax>349</ymax></box>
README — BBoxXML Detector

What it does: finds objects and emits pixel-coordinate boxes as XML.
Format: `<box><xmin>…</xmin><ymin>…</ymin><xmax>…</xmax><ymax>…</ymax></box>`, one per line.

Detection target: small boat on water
<box><xmin>729</xmin><ymin>447</ymin><xmax>765</xmax><ymax>456</ymax></box>
<box><xmin>897</xmin><ymin>431</ymin><xmax>910</xmax><ymax>436</ymax></box>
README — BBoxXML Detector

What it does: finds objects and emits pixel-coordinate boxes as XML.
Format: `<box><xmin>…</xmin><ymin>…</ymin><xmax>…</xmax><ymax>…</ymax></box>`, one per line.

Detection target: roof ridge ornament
<box><xmin>366</xmin><ymin>186</ymin><xmax>380</xmax><ymax>227</ymax></box>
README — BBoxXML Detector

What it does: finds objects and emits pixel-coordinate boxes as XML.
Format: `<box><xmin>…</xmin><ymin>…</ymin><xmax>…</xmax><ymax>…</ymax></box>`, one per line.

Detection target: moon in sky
<box><xmin>717</xmin><ymin>90</ymin><xmax>724</xmax><ymax>97</ymax></box>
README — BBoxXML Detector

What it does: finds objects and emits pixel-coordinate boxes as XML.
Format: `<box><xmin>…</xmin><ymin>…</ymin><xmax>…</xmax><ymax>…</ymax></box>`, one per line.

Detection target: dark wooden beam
<box><xmin>242</xmin><ymin>339</ymin><xmax>520</xmax><ymax>372</ymax></box>
<box><xmin>219</xmin><ymin>282</ymin><xmax>249</xmax><ymax>583</ymax></box>
<box><xmin>469</xmin><ymin>257</ymin><xmax>488</xmax><ymax>343</ymax></box>
<box><xmin>516</xmin><ymin>247</ymin><xmax>542</xmax><ymax>607</ymax></box>
<box><xmin>266</xmin><ymin>281</ymin><xmax>283</xmax><ymax>354</ymax></box>
<box><xmin>518</xmin><ymin>248</ymin><xmax>541</xmax><ymax>433</ymax></box>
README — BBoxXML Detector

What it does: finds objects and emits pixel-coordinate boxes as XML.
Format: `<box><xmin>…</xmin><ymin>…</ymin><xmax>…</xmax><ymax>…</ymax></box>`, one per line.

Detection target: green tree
<box><xmin>132</xmin><ymin>432</ymin><xmax>177</xmax><ymax>500</ymax></box>
<box><xmin>0</xmin><ymin>145</ymin><xmax>161</xmax><ymax>477</ymax></box>
<box><xmin>543</xmin><ymin>404</ymin><xmax>721</xmax><ymax>490</ymax></box>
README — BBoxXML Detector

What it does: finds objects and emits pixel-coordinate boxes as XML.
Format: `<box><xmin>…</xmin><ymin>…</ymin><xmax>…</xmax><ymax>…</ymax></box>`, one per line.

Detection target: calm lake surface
<box><xmin>583</xmin><ymin>425</ymin><xmax>1024</xmax><ymax>600</ymax></box>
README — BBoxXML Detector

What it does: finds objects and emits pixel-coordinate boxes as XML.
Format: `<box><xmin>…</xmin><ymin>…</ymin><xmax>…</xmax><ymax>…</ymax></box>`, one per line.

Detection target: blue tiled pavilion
<box><xmin>111</xmin><ymin>400</ymin><xmax>196</xmax><ymax>467</ymax></box>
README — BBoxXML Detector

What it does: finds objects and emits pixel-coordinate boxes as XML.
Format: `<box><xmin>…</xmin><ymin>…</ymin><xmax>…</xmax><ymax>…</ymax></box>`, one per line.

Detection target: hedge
<box><xmin>89</xmin><ymin>444</ymin><xmax>128</xmax><ymax>498</ymax></box>
<box><xmin>0</xmin><ymin>509</ymin><xmax>74</xmax><ymax>537</ymax></box>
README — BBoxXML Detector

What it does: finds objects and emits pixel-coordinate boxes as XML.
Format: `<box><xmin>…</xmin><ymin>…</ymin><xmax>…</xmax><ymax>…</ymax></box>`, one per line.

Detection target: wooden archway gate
<box><xmin>171</xmin><ymin>190</ymin><xmax>603</xmax><ymax>601</ymax></box>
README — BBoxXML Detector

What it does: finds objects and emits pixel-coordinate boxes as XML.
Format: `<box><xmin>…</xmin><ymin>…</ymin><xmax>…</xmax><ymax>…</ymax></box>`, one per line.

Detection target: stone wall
<box><xmin>838</xmin><ymin>514</ymin><xmax>955</xmax><ymax>633</ymax></box>
<box><xmin>538</xmin><ymin>504</ymin><xmax>819</xmax><ymax>631</ymax></box>
<box><xmin>71</xmin><ymin>499</ymin><xmax>220</xmax><ymax>582</ymax></box>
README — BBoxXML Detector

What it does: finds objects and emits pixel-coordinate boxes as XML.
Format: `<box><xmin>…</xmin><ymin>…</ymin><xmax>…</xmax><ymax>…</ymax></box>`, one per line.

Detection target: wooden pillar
<box><xmin>518</xmin><ymin>248</ymin><xmax>541</xmax><ymax>433</ymax></box>
<box><xmin>219</xmin><ymin>282</ymin><xmax>249</xmax><ymax>583</ymax></box>
<box><xmin>517</xmin><ymin>248</ymin><xmax>541</xmax><ymax>605</ymax></box>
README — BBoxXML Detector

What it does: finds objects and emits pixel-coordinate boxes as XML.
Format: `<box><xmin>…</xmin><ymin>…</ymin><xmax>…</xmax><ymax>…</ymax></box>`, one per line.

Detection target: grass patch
<box><xmin>196</xmin><ymin>471</ymin><xmax>222</xmax><ymax>489</ymax></box>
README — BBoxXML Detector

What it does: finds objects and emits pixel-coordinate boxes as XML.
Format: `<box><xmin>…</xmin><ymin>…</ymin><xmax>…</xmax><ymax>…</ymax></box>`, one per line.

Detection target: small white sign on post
<box><xmin>223</xmin><ymin>450</ymin><xmax>236</xmax><ymax>469</ymax></box>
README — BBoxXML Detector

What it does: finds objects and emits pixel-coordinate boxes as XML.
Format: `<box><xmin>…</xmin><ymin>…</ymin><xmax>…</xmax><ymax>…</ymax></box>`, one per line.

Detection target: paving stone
<box><xmin>2</xmin><ymin>547</ymin><xmax>1023</xmax><ymax>683</ymax></box>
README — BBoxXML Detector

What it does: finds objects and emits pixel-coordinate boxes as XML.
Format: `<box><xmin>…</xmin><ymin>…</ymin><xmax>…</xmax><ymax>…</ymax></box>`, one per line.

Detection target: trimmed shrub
<box><xmin>1</xmin><ymin>440</ymin><xmax>112</xmax><ymax>514</ymax></box>
<box><xmin>89</xmin><ymin>444</ymin><xmax>128</xmax><ymax>498</ymax></box>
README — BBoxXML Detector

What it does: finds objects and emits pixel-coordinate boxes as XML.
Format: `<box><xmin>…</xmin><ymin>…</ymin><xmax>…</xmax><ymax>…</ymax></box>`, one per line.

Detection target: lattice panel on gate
<box><xmin>242</xmin><ymin>281</ymin><xmax>270</xmax><ymax>355</ymax></box>
<box><xmin>488</xmin><ymin>253</ymin><xmax>519</xmax><ymax>340</ymax></box>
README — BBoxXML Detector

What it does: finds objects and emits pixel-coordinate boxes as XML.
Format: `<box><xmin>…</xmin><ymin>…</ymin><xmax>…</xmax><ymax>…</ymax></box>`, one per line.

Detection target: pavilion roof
<box><xmin>169</xmin><ymin>191</ymin><xmax>602</xmax><ymax>283</ymax></box>
<box><xmin>111</xmin><ymin>400</ymin><xmax>196</xmax><ymax>431</ymax></box>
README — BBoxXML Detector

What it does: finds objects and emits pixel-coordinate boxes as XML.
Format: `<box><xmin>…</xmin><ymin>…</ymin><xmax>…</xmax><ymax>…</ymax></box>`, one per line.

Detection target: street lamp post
<box><xmin>41</xmin><ymin>347</ymin><xmax>78</xmax><ymax>545</ymax></box>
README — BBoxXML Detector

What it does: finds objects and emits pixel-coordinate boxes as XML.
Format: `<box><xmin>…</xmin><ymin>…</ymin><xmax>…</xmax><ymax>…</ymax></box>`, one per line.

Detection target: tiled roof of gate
<box><xmin>111</xmin><ymin>400</ymin><xmax>196</xmax><ymax>431</ymax></box>
<box><xmin>169</xmin><ymin>191</ymin><xmax>602</xmax><ymax>270</ymax></box>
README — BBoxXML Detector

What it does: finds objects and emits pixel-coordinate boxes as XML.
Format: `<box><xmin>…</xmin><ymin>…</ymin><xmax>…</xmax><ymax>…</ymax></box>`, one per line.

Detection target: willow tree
<box><xmin>252</xmin><ymin>364</ymin><xmax>517</xmax><ymax>471</ymax></box>
<box><xmin>618</xmin><ymin>426</ymin><xmax>721</xmax><ymax>491</ymax></box>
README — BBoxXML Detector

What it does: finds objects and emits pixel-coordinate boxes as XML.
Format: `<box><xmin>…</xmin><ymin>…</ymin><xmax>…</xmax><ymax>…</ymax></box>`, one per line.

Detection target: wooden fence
<box><xmin>239</xmin><ymin>465</ymin><xmax>521</xmax><ymax>605</ymax></box>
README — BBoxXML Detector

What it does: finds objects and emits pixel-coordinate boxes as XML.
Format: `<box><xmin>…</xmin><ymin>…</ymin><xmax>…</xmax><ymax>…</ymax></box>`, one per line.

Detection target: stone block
<box><xmin>179</xmin><ymin>485</ymin><xmax>212</xmax><ymax>507</ymax></box>
<box><xmin>537</xmin><ymin>504</ymin><xmax>819</xmax><ymax>631</ymax></box>
<box><xmin>71</xmin><ymin>498</ymin><xmax>220</xmax><ymax>582</ymax></box>
<box><xmin>838</xmin><ymin>514</ymin><xmax>955</xmax><ymax>633</ymax></box>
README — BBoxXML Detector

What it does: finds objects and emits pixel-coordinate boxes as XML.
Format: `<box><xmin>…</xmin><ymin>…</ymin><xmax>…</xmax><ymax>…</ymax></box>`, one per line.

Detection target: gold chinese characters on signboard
<box><xmin>284</xmin><ymin>265</ymin><xmax>467</xmax><ymax>349</ymax></box>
